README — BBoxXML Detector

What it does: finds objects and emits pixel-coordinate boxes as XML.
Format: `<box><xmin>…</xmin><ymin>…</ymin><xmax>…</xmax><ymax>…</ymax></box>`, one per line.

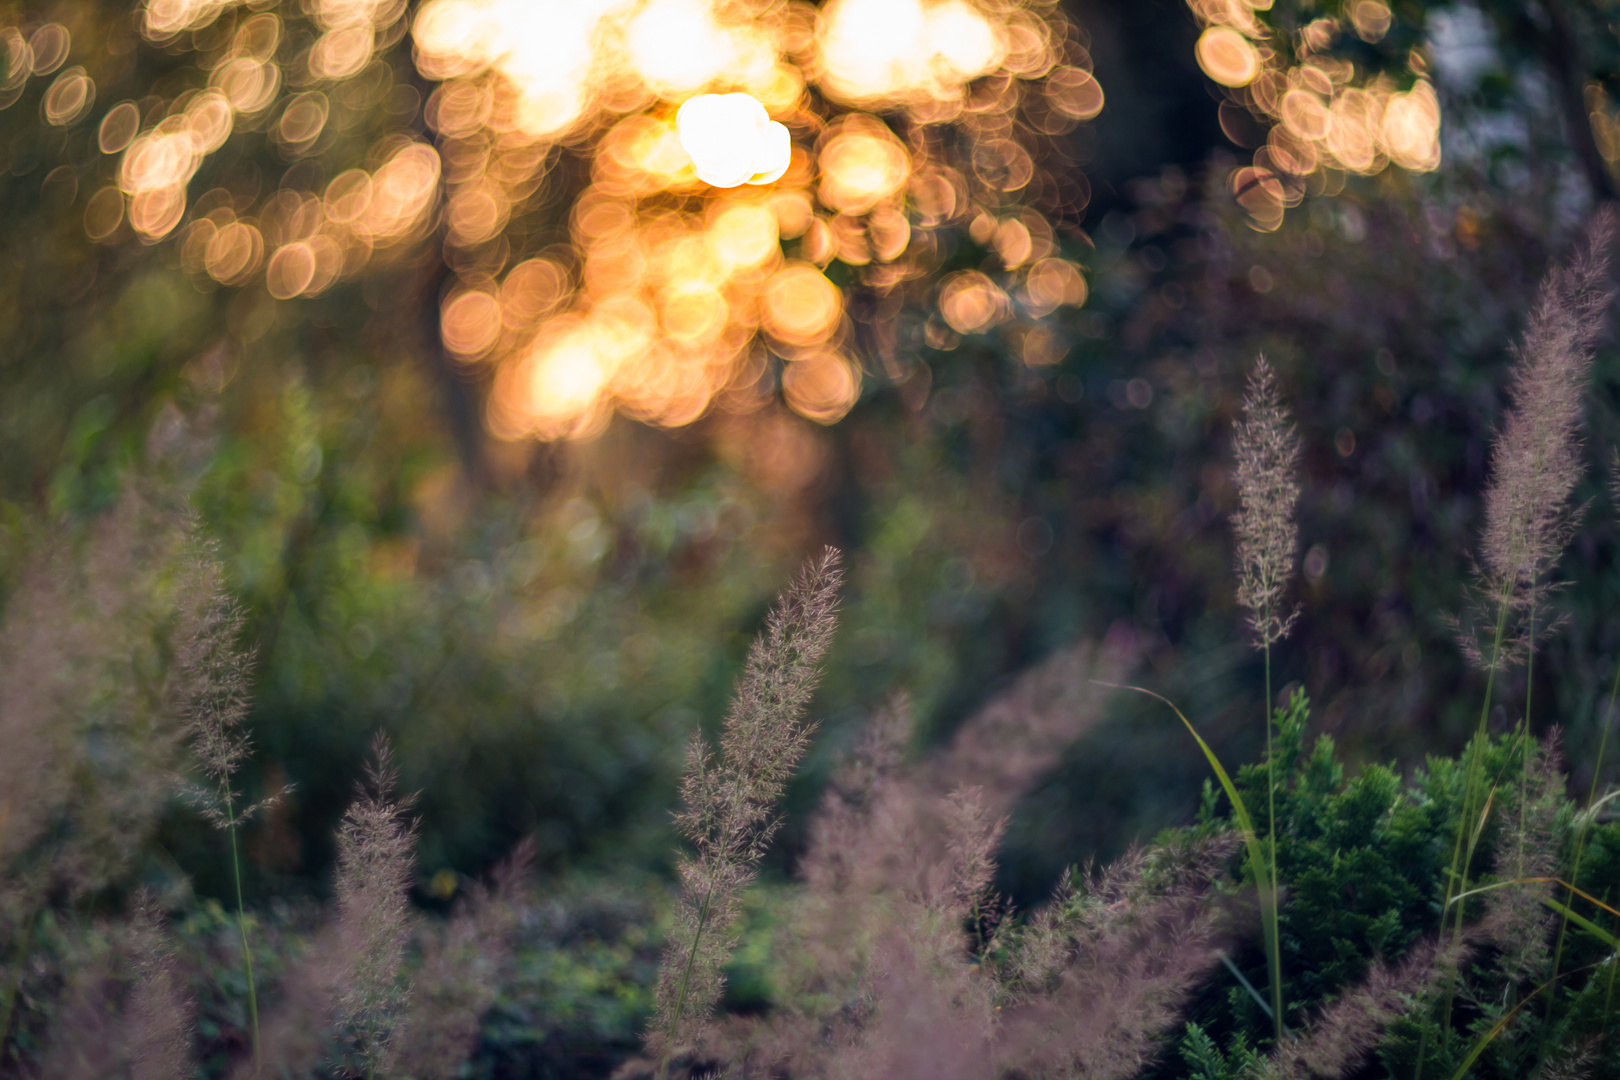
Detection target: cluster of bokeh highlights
<box><xmin>1188</xmin><ymin>0</ymin><xmax>1441</xmax><ymax>230</ymax></box>
<box><xmin>416</xmin><ymin>0</ymin><xmax>1101</xmax><ymax>437</ymax></box>
<box><xmin>1</xmin><ymin>0</ymin><xmax>1443</xmax><ymax>440</ymax></box>
<box><xmin>0</xmin><ymin>0</ymin><xmax>1101</xmax><ymax>440</ymax></box>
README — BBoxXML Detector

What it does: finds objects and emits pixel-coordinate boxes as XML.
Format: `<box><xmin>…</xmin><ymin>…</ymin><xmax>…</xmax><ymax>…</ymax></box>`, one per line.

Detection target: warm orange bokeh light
<box><xmin>442</xmin><ymin>290</ymin><xmax>503</xmax><ymax>358</ymax></box>
<box><xmin>43</xmin><ymin>66</ymin><xmax>94</xmax><ymax>125</ymax></box>
<box><xmin>411</xmin><ymin>0</ymin><xmax>1089</xmax><ymax>438</ymax></box>
<box><xmin>818</xmin><ymin>119</ymin><xmax>911</xmax><ymax>215</ymax></box>
<box><xmin>502</xmin><ymin>317</ymin><xmax>621</xmax><ymax>441</ymax></box>
<box><xmin>1021</xmin><ymin>257</ymin><xmax>1087</xmax><ymax>316</ymax></box>
<box><xmin>57</xmin><ymin>0</ymin><xmax>1094</xmax><ymax>440</ymax></box>
<box><xmin>817</xmin><ymin>0</ymin><xmax>1006</xmax><ymax>107</ymax></box>
<box><xmin>782</xmin><ymin>350</ymin><xmax>861</xmax><ymax>424</ymax></box>
<box><xmin>763</xmin><ymin>263</ymin><xmax>843</xmax><ymax>347</ymax></box>
<box><xmin>939</xmin><ymin>270</ymin><xmax>1006</xmax><ymax>335</ymax></box>
<box><xmin>710</xmin><ymin>202</ymin><xmax>781</xmax><ymax>268</ymax></box>
<box><xmin>1381</xmin><ymin>80</ymin><xmax>1441</xmax><ymax>172</ymax></box>
<box><xmin>1195</xmin><ymin>26</ymin><xmax>1259</xmax><ymax>88</ymax></box>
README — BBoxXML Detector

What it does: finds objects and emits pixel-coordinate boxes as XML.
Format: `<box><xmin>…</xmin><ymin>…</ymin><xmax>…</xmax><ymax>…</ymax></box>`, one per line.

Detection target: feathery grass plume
<box><xmin>1230</xmin><ymin>355</ymin><xmax>1302</xmax><ymax>1045</ymax></box>
<box><xmin>0</xmin><ymin>486</ymin><xmax>189</xmax><ymax>1055</ymax></box>
<box><xmin>651</xmin><ymin>547</ymin><xmax>843</xmax><ymax>1066</ymax></box>
<box><xmin>996</xmin><ymin>831</ymin><xmax>1240</xmax><ymax>1003</ymax></box>
<box><xmin>393</xmin><ymin>838</ymin><xmax>535</xmax><ymax>1078</ymax></box>
<box><xmin>797</xmin><ymin>782</ymin><xmax>1006</xmax><ymax>1080</ymax></box>
<box><xmin>699</xmin><ymin>697</ymin><xmax>914</xmax><ymax>1078</ymax></box>
<box><xmin>709</xmin><ymin>640</ymin><xmax>1206</xmax><ymax>1080</ymax></box>
<box><xmin>995</xmin><ymin>892</ymin><xmax>1231</xmax><ymax>1080</ymax></box>
<box><xmin>1435</xmin><ymin>216</ymin><xmax>1616</xmax><ymax>1052</ymax></box>
<box><xmin>941</xmin><ymin>787</ymin><xmax>1006</xmax><ymax>946</ymax></box>
<box><xmin>1257</xmin><ymin>936</ymin><xmax>1467</xmax><ymax>1080</ymax></box>
<box><xmin>124</xmin><ymin>893</ymin><xmax>194</xmax><ymax>1080</ymax></box>
<box><xmin>0</xmin><ymin>540</ymin><xmax>83</xmax><ymax>908</ymax></box>
<box><xmin>170</xmin><ymin>522</ymin><xmax>270</xmax><ymax>828</ymax></box>
<box><xmin>801</xmin><ymin>695</ymin><xmax>911</xmax><ymax>899</ymax></box>
<box><xmin>36</xmin><ymin>936</ymin><xmax>124</xmax><ymax>1080</ymax></box>
<box><xmin>169</xmin><ymin>517</ymin><xmax>288</xmax><ymax>1063</ymax></box>
<box><xmin>1232</xmin><ymin>355</ymin><xmax>1303</xmax><ymax>652</ymax></box>
<box><xmin>842</xmin><ymin>638</ymin><xmax>1130</xmax><ymax>914</ymax></box>
<box><xmin>1482</xmin><ymin>734</ymin><xmax>1565</xmax><ymax>984</ymax></box>
<box><xmin>9</xmin><ymin>486</ymin><xmax>188</xmax><ymax>903</ymax></box>
<box><xmin>1458</xmin><ymin>210</ymin><xmax>1616</xmax><ymax>670</ymax></box>
<box><xmin>926</xmin><ymin>632</ymin><xmax>1138</xmax><ymax>816</ymax></box>
<box><xmin>56</xmin><ymin>490</ymin><xmax>188</xmax><ymax>897</ymax></box>
<box><xmin>331</xmin><ymin>734</ymin><xmax>419</xmax><ymax>1077</ymax></box>
<box><xmin>801</xmin><ymin>831</ymin><xmax>1233</xmax><ymax>1080</ymax></box>
<box><xmin>821</xmin><ymin>932</ymin><xmax>996</xmax><ymax>1080</ymax></box>
<box><xmin>831</xmin><ymin>639</ymin><xmax>1131</xmax><ymax>926</ymax></box>
<box><xmin>240</xmin><ymin>923</ymin><xmax>345</xmax><ymax>1079</ymax></box>
<box><xmin>988</xmin><ymin>833</ymin><xmax>1239</xmax><ymax>1080</ymax></box>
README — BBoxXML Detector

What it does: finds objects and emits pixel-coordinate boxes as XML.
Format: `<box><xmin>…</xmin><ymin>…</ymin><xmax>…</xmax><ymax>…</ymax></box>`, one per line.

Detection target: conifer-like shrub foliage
<box><xmin>1166</xmin><ymin>692</ymin><xmax>1620</xmax><ymax>1080</ymax></box>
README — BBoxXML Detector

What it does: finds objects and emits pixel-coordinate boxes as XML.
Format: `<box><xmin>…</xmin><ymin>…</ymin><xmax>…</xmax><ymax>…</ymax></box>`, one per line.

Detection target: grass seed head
<box><xmin>1232</xmin><ymin>356</ymin><xmax>1303</xmax><ymax>650</ymax></box>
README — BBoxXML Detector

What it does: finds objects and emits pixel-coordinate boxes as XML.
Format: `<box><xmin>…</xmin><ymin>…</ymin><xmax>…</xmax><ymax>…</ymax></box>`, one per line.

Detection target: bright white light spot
<box><xmin>675</xmin><ymin>92</ymin><xmax>791</xmax><ymax>188</ymax></box>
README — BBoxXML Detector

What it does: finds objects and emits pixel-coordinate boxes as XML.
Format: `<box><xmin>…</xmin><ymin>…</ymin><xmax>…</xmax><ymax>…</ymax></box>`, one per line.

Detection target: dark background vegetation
<box><xmin>3</xmin><ymin>0</ymin><xmax>1620</xmax><ymax>933</ymax></box>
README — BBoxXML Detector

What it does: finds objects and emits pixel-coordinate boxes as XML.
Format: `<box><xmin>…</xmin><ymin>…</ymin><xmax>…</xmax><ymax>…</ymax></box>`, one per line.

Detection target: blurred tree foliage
<box><xmin>2</xmin><ymin>0</ymin><xmax>1620</xmax><ymax>919</ymax></box>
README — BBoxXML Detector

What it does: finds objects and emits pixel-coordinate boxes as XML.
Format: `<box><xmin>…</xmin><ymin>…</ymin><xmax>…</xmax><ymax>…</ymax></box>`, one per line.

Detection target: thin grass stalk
<box><xmin>1521</xmin><ymin>607</ymin><xmax>1535</xmax><ymax>911</ymax></box>
<box><xmin>1431</xmin><ymin>597</ymin><xmax>1511</xmax><ymax>1059</ymax></box>
<box><xmin>1263</xmin><ymin>643</ymin><xmax>1282</xmax><ymax>1041</ymax></box>
<box><xmin>657</xmin><ymin>880</ymin><xmax>716</xmax><ymax>1080</ymax></box>
<box><xmin>168</xmin><ymin>528</ymin><xmax>286</xmax><ymax>1070</ymax></box>
<box><xmin>1422</xmin><ymin>749</ymin><xmax>1502</xmax><ymax>1080</ymax></box>
<box><xmin>225</xmin><ymin>791</ymin><xmax>260</xmax><ymax>1069</ymax></box>
<box><xmin>1229</xmin><ymin>356</ymin><xmax>1300</xmax><ymax>1048</ymax></box>
<box><xmin>1605</xmin><ymin>897</ymin><xmax>1618</xmax><ymax>1031</ymax></box>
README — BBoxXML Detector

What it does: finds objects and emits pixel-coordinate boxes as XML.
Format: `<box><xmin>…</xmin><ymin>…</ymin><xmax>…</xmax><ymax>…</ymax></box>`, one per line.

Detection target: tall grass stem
<box><xmin>1263</xmin><ymin>644</ymin><xmax>1283</xmax><ymax>1042</ymax></box>
<box><xmin>657</xmin><ymin>881</ymin><xmax>715</xmax><ymax>1080</ymax></box>
<box><xmin>226</xmin><ymin>792</ymin><xmax>260</xmax><ymax>1070</ymax></box>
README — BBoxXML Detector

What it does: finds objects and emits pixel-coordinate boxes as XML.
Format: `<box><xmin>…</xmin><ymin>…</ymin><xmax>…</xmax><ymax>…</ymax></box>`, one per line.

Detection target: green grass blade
<box><xmin>1539</xmin><ymin>896</ymin><xmax>1620</xmax><ymax>949</ymax></box>
<box><xmin>1094</xmin><ymin>681</ymin><xmax>1285</xmax><ymax>1042</ymax></box>
<box><xmin>1443</xmin><ymin>959</ymin><xmax>1604</xmax><ymax>1080</ymax></box>
<box><xmin>1446</xmin><ymin>980</ymin><xmax>1550</xmax><ymax>1080</ymax></box>
<box><xmin>1218</xmin><ymin>950</ymin><xmax>1274</xmax><ymax>1018</ymax></box>
<box><xmin>1451</xmin><ymin>877</ymin><xmax>1620</xmax><ymax>922</ymax></box>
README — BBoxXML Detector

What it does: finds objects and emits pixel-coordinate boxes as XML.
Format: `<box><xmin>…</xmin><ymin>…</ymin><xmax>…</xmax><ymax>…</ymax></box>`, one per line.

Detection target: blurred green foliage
<box><xmin>4</xmin><ymin>0</ymin><xmax>1620</xmax><ymax>961</ymax></box>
